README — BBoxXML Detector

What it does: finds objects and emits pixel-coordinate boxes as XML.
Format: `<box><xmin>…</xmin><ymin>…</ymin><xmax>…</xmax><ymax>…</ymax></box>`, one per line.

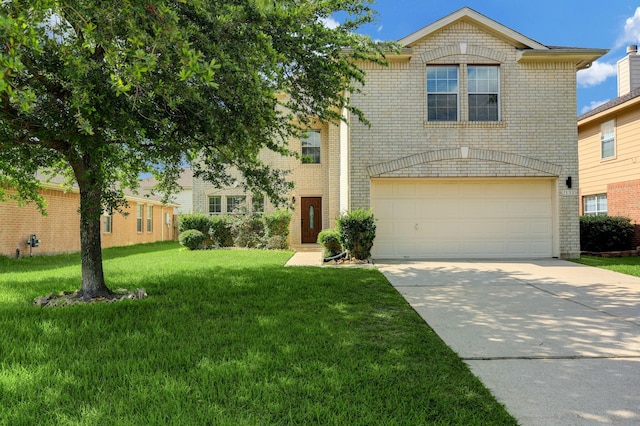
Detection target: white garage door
<box><xmin>371</xmin><ymin>179</ymin><xmax>554</xmax><ymax>259</ymax></box>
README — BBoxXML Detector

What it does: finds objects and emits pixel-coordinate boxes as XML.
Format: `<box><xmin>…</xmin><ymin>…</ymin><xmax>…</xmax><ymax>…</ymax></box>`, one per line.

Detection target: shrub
<box><xmin>265</xmin><ymin>235</ymin><xmax>289</xmax><ymax>250</ymax></box>
<box><xmin>179</xmin><ymin>229</ymin><xmax>206</xmax><ymax>250</ymax></box>
<box><xmin>232</xmin><ymin>213</ymin><xmax>266</xmax><ymax>248</ymax></box>
<box><xmin>337</xmin><ymin>209</ymin><xmax>376</xmax><ymax>260</ymax></box>
<box><xmin>263</xmin><ymin>208</ymin><xmax>292</xmax><ymax>239</ymax></box>
<box><xmin>179</xmin><ymin>214</ymin><xmax>213</xmax><ymax>247</ymax></box>
<box><xmin>580</xmin><ymin>215</ymin><xmax>635</xmax><ymax>252</ymax></box>
<box><xmin>209</xmin><ymin>215</ymin><xmax>234</xmax><ymax>247</ymax></box>
<box><xmin>317</xmin><ymin>229</ymin><xmax>342</xmax><ymax>258</ymax></box>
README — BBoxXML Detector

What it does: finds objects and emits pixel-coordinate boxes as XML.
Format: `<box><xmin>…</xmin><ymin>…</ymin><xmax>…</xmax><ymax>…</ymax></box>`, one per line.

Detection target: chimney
<box><xmin>618</xmin><ymin>45</ymin><xmax>640</xmax><ymax>96</ymax></box>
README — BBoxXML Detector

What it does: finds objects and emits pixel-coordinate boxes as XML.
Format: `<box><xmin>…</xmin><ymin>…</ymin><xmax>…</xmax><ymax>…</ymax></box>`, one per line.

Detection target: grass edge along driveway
<box><xmin>0</xmin><ymin>242</ymin><xmax>516</xmax><ymax>425</ymax></box>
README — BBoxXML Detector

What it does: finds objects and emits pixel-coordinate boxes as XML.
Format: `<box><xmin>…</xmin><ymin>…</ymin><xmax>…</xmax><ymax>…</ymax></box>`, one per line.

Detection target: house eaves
<box><xmin>517</xmin><ymin>47</ymin><xmax>609</xmax><ymax>70</ymax></box>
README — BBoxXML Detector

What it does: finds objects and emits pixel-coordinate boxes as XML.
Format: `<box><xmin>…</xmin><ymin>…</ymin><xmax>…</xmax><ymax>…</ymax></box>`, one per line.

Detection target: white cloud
<box><xmin>320</xmin><ymin>16</ymin><xmax>339</xmax><ymax>29</ymax></box>
<box><xmin>619</xmin><ymin>7</ymin><xmax>640</xmax><ymax>47</ymax></box>
<box><xmin>580</xmin><ymin>99</ymin><xmax>611</xmax><ymax>115</ymax></box>
<box><xmin>577</xmin><ymin>61</ymin><xmax>617</xmax><ymax>87</ymax></box>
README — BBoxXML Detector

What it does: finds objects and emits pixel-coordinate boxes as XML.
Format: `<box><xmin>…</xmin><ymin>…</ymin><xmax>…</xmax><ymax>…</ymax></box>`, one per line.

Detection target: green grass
<box><xmin>0</xmin><ymin>242</ymin><xmax>516</xmax><ymax>425</ymax></box>
<box><xmin>573</xmin><ymin>254</ymin><xmax>640</xmax><ymax>277</ymax></box>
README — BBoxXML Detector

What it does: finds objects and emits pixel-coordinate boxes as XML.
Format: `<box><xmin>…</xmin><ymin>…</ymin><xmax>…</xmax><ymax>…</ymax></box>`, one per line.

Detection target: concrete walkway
<box><xmin>376</xmin><ymin>259</ymin><xmax>640</xmax><ymax>426</ymax></box>
<box><xmin>284</xmin><ymin>250</ymin><xmax>323</xmax><ymax>266</ymax></box>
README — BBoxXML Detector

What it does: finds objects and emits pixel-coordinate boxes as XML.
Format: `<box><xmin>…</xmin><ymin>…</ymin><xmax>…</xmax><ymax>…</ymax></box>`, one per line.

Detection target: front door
<box><xmin>301</xmin><ymin>197</ymin><xmax>322</xmax><ymax>243</ymax></box>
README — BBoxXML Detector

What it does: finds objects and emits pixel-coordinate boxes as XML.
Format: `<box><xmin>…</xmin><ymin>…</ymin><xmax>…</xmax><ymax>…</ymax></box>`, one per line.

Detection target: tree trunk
<box><xmin>78</xmin><ymin>187</ymin><xmax>112</xmax><ymax>299</ymax></box>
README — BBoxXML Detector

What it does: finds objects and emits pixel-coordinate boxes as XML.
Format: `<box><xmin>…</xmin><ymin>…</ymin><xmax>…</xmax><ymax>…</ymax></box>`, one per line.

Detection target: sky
<box><xmin>332</xmin><ymin>0</ymin><xmax>640</xmax><ymax>116</ymax></box>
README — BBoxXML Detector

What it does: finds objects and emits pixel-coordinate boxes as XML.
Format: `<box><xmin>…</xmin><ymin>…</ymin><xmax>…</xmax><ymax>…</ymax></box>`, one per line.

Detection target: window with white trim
<box><xmin>601</xmin><ymin>120</ymin><xmax>615</xmax><ymax>159</ymax></box>
<box><xmin>227</xmin><ymin>196</ymin><xmax>246</xmax><ymax>213</ymax></box>
<box><xmin>583</xmin><ymin>194</ymin><xmax>607</xmax><ymax>216</ymax></box>
<box><xmin>102</xmin><ymin>211</ymin><xmax>112</xmax><ymax>234</ymax></box>
<box><xmin>208</xmin><ymin>196</ymin><xmax>222</xmax><ymax>215</ymax></box>
<box><xmin>468</xmin><ymin>65</ymin><xmax>500</xmax><ymax>121</ymax></box>
<box><xmin>147</xmin><ymin>205</ymin><xmax>153</xmax><ymax>232</ymax></box>
<box><xmin>301</xmin><ymin>130</ymin><xmax>321</xmax><ymax>164</ymax></box>
<box><xmin>136</xmin><ymin>204</ymin><xmax>143</xmax><ymax>232</ymax></box>
<box><xmin>426</xmin><ymin>65</ymin><xmax>459</xmax><ymax>121</ymax></box>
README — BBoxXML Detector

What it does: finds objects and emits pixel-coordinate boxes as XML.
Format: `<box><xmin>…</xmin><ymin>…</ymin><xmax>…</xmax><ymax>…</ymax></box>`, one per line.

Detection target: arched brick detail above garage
<box><xmin>366</xmin><ymin>147</ymin><xmax>562</xmax><ymax>177</ymax></box>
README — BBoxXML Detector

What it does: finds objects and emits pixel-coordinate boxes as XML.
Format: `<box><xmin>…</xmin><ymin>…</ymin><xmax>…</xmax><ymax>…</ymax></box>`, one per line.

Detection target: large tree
<box><xmin>0</xmin><ymin>0</ymin><xmax>385</xmax><ymax>298</ymax></box>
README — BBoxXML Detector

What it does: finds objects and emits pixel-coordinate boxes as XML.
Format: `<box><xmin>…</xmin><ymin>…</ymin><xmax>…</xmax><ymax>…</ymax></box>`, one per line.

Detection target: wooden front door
<box><xmin>301</xmin><ymin>197</ymin><xmax>322</xmax><ymax>243</ymax></box>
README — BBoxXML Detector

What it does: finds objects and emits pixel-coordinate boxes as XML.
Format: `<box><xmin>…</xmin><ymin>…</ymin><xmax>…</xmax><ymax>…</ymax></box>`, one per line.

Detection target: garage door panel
<box><xmin>371</xmin><ymin>179</ymin><xmax>554</xmax><ymax>259</ymax></box>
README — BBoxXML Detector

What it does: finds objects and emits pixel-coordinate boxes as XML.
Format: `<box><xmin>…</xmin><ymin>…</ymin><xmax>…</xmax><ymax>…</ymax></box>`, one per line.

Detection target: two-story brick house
<box><xmin>578</xmin><ymin>46</ymin><xmax>640</xmax><ymax>247</ymax></box>
<box><xmin>193</xmin><ymin>7</ymin><xmax>605</xmax><ymax>258</ymax></box>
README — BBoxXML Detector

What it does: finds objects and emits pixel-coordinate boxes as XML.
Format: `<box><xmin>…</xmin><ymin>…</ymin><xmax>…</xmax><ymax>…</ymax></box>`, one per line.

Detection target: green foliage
<box><xmin>580</xmin><ymin>215</ymin><xmax>635</xmax><ymax>251</ymax></box>
<box><xmin>317</xmin><ymin>228</ymin><xmax>343</xmax><ymax>257</ymax></box>
<box><xmin>178</xmin><ymin>214</ymin><xmax>212</xmax><ymax>235</ymax></box>
<box><xmin>0</xmin><ymin>0</ymin><xmax>388</xmax><ymax>294</ymax></box>
<box><xmin>178</xmin><ymin>229</ymin><xmax>206</xmax><ymax>250</ymax></box>
<box><xmin>209</xmin><ymin>215</ymin><xmax>234</xmax><ymax>248</ymax></box>
<box><xmin>263</xmin><ymin>208</ymin><xmax>292</xmax><ymax>239</ymax></box>
<box><xmin>232</xmin><ymin>213</ymin><xmax>266</xmax><ymax>248</ymax></box>
<box><xmin>337</xmin><ymin>209</ymin><xmax>376</xmax><ymax>260</ymax></box>
<box><xmin>265</xmin><ymin>235</ymin><xmax>289</xmax><ymax>250</ymax></box>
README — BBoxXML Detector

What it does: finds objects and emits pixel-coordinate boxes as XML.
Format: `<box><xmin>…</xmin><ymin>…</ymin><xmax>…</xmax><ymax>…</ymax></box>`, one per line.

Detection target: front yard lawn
<box><xmin>573</xmin><ymin>255</ymin><xmax>640</xmax><ymax>277</ymax></box>
<box><xmin>0</xmin><ymin>242</ymin><xmax>516</xmax><ymax>425</ymax></box>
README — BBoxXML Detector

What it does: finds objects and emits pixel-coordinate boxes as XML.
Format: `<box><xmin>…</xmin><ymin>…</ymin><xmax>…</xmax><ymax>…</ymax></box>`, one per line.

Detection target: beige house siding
<box><xmin>349</xmin><ymin>19</ymin><xmax>581</xmax><ymax>258</ymax></box>
<box><xmin>192</xmin><ymin>121</ymin><xmax>342</xmax><ymax>249</ymax></box>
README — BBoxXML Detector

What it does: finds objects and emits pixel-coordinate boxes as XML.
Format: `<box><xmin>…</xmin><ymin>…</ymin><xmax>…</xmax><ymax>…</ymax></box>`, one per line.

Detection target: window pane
<box><xmin>427</xmin><ymin>66</ymin><xmax>458</xmax><ymax>122</ymax></box>
<box><xmin>208</xmin><ymin>196</ymin><xmax>221</xmax><ymax>214</ymax></box>
<box><xmin>601</xmin><ymin>120</ymin><xmax>615</xmax><ymax>158</ymax></box>
<box><xmin>583</xmin><ymin>194</ymin><xmax>607</xmax><ymax>215</ymax></box>
<box><xmin>301</xmin><ymin>130</ymin><xmax>321</xmax><ymax>164</ymax></box>
<box><xmin>468</xmin><ymin>66</ymin><xmax>499</xmax><ymax>121</ymax></box>
<box><xmin>227</xmin><ymin>196</ymin><xmax>246</xmax><ymax>213</ymax></box>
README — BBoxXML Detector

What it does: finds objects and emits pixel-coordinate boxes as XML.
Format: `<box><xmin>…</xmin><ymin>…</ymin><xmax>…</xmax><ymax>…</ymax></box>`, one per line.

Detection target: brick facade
<box><xmin>0</xmin><ymin>185</ymin><xmax>176</xmax><ymax>258</ymax></box>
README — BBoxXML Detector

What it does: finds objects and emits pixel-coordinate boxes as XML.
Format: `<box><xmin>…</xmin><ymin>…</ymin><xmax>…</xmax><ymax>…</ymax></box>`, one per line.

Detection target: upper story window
<box><xmin>467</xmin><ymin>65</ymin><xmax>500</xmax><ymax>121</ymax></box>
<box><xmin>252</xmin><ymin>194</ymin><xmax>265</xmax><ymax>213</ymax></box>
<box><xmin>426</xmin><ymin>65</ymin><xmax>459</xmax><ymax>121</ymax></box>
<box><xmin>583</xmin><ymin>194</ymin><xmax>607</xmax><ymax>216</ymax></box>
<box><xmin>102</xmin><ymin>210</ymin><xmax>112</xmax><ymax>234</ymax></box>
<box><xmin>301</xmin><ymin>130</ymin><xmax>321</xmax><ymax>164</ymax></box>
<box><xmin>208</xmin><ymin>196</ymin><xmax>222</xmax><ymax>215</ymax></box>
<box><xmin>601</xmin><ymin>120</ymin><xmax>615</xmax><ymax>159</ymax></box>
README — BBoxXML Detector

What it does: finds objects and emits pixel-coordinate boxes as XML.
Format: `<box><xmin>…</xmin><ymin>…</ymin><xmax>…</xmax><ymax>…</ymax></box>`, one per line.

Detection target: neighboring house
<box><xmin>193</xmin><ymin>7</ymin><xmax>605</xmax><ymax>258</ymax></box>
<box><xmin>141</xmin><ymin>167</ymin><xmax>193</xmax><ymax>215</ymax></box>
<box><xmin>0</xmin><ymin>178</ymin><xmax>177</xmax><ymax>257</ymax></box>
<box><xmin>578</xmin><ymin>46</ymin><xmax>640</xmax><ymax>244</ymax></box>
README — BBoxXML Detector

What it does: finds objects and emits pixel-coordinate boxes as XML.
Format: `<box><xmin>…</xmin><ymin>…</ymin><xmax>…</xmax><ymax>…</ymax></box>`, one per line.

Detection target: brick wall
<box><xmin>348</xmin><ymin>20</ymin><xmax>580</xmax><ymax>258</ymax></box>
<box><xmin>0</xmin><ymin>187</ymin><xmax>175</xmax><ymax>257</ymax></box>
<box><xmin>607</xmin><ymin>179</ymin><xmax>640</xmax><ymax>246</ymax></box>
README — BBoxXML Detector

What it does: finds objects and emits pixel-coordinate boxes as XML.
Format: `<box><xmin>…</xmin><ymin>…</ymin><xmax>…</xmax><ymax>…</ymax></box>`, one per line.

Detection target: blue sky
<box><xmin>333</xmin><ymin>1</ymin><xmax>640</xmax><ymax>116</ymax></box>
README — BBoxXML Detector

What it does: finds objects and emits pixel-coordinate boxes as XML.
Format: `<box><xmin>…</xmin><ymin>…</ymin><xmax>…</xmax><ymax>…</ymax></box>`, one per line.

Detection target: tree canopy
<box><xmin>0</xmin><ymin>0</ymin><xmax>386</xmax><ymax>297</ymax></box>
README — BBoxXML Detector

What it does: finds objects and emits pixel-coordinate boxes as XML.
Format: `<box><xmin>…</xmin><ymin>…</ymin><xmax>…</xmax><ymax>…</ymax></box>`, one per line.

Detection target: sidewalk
<box><xmin>284</xmin><ymin>250</ymin><xmax>323</xmax><ymax>266</ymax></box>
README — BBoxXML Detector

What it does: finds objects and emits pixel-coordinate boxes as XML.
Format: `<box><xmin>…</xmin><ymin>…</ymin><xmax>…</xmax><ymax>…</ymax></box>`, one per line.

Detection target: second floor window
<box><xmin>468</xmin><ymin>65</ymin><xmax>499</xmax><ymax>121</ymax></box>
<box><xmin>601</xmin><ymin>120</ymin><xmax>615</xmax><ymax>159</ymax></box>
<box><xmin>427</xmin><ymin>65</ymin><xmax>459</xmax><ymax>121</ymax></box>
<box><xmin>301</xmin><ymin>130</ymin><xmax>321</xmax><ymax>164</ymax></box>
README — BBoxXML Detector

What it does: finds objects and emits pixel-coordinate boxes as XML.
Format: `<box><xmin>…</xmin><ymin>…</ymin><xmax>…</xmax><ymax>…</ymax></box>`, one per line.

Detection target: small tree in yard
<box><xmin>337</xmin><ymin>209</ymin><xmax>376</xmax><ymax>260</ymax></box>
<box><xmin>0</xmin><ymin>1</ymin><xmax>387</xmax><ymax>299</ymax></box>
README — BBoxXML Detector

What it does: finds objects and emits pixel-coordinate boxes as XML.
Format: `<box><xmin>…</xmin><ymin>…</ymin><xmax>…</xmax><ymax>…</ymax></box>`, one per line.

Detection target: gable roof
<box><xmin>397</xmin><ymin>7</ymin><xmax>607</xmax><ymax>70</ymax></box>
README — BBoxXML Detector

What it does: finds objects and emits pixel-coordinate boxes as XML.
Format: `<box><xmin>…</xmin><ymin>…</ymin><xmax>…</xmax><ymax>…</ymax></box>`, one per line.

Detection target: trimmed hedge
<box><xmin>337</xmin><ymin>209</ymin><xmax>376</xmax><ymax>260</ymax></box>
<box><xmin>178</xmin><ymin>209</ymin><xmax>291</xmax><ymax>250</ymax></box>
<box><xmin>179</xmin><ymin>229</ymin><xmax>206</xmax><ymax>250</ymax></box>
<box><xmin>580</xmin><ymin>215</ymin><xmax>634</xmax><ymax>252</ymax></box>
<box><xmin>317</xmin><ymin>229</ymin><xmax>342</xmax><ymax>257</ymax></box>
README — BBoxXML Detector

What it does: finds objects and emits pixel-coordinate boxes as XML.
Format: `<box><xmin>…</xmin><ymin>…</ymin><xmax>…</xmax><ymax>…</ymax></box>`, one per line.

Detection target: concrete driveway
<box><xmin>376</xmin><ymin>259</ymin><xmax>640</xmax><ymax>426</ymax></box>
